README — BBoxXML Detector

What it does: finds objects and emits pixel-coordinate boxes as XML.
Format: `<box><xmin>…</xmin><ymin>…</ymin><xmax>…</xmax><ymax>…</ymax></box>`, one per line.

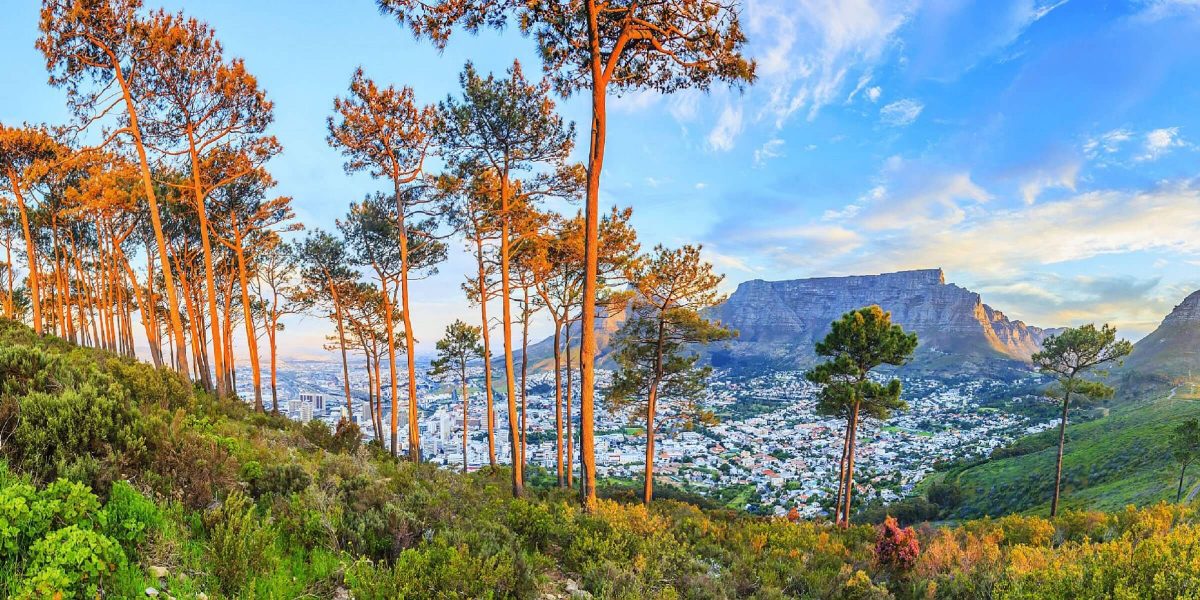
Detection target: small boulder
<box><xmin>145</xmin><ymin>588</ymin><xmax>159</xmax><ymax>597</ymax></box>
<box><xmin>148</xmin><ymin>565</ymin><xmax>169</xmax><ymax>579</ymax></box>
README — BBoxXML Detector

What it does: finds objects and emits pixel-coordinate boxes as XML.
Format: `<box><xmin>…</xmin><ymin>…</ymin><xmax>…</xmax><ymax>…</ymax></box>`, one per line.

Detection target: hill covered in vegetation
<box><xmin>2</xmin><ymin>318</ymin><xmax>1200</xmax><ymax>599</ymax></box>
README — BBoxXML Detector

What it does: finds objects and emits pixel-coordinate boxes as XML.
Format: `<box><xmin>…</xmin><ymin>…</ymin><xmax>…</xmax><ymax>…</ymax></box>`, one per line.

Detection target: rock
<box><xmin>704</xmin><ymin>268</ymin><xmax>1054</xmax><ymax>371</ymax></box>
<box><xmin>144</xmin><ymin>588</ymin><xmax>159</xmax><ymax>597</ymax></box>
<box><xmin>196</xmin><ymin>594</ymin><xmax>208</xmax><ymax>600</ymax></box>
<box><xmin>525</xmin><ymin>267</ymin><xmax>1058</xmax><ymax>375</ymax></box>
<box><xmin>148</xmin><ymin>565</ymin><xmax>169</xmax><ymax>579</ymax></box>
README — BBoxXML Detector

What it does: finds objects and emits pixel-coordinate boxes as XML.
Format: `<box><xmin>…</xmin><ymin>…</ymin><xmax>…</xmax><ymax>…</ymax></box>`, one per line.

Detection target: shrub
<box><xmin>10</xmin><ymin>383</ymin><xmax>146</xmax><ymax>485</ymax></box>
<box><xmin>14</xmin><ymin>525</ymin><xmax>124</xmax><ymax>599</ymax></box>
<box><xmin>100</xmin><ymin>480</ymin><xmax>163</xmax><ymax>553</ymax></box>
<box><xmin>874</xmin><ymin>515</ymin><xmax>920</xmax><ymax>572</ymax></box>
<box><xmin>246</xmin><ymin>463</ymin><xmax>312</xmax><ymax>499</ymax></box>
<box><xmin>205</xmin><ymin>491</ymin><xmax>275</xmax><ymax>595</ymax></box>
<box><xmin>331</xmin><ymin>418</ymin><xmax>363</xmax><ymax>454</ymax></box>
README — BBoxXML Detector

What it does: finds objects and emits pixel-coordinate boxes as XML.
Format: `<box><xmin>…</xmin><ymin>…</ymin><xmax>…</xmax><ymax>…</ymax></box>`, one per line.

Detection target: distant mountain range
<box><xmin>524</xmin><ymin>268</ymin><xmax>1060</xmax><ymax>377</ymax></box>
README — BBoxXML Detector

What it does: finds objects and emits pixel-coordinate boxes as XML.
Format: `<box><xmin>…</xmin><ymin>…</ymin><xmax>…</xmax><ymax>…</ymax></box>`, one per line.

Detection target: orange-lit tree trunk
<box><xmin>232</xmin><ymin>228</ymin><xmax>265</xmax><ymax>412</ymax></box>
<box><xmin>474</xmin><ymin>238</ymin><xmax>498</xmax><ymax>467</ymax></box>
<box><xmin>499</xmin><ymin>175</ymin><xmax>524</xmax><ymax>496</ymax></box>
<box><xmin>188</xmin><ymin>128</ymin><xmax>229</xmax><ymax>397</ymax></box>
<box><xmin>392</xmin><ymin>181</ymin><xmax>421</xmax><ymax>463</ymax></box>
<box><xmin>112</xmin><ymin>61</ymin><xmax>190</xmax><ymax>381</ymax></box>
<box><xmin>8</xmin><ymin>172</ymin><xmax>41</xmax><ymax>332</ymax></box>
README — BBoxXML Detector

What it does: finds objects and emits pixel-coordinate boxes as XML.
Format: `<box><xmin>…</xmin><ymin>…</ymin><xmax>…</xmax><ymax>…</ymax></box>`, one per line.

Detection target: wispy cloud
<box><xmin>1137</xmin><ymin>127</ymin><xmax>1186</xmax><ymax>161</ymax></box>
<box><xmin>879</xmin><ymin>98</ymin><xmax>924</xmax><ymax>126</ymax></box>
<box><xmin>707</xmin><ymin>105</ymin><xmax>744</xmax><ymax>151</ymax></box>
<box><xmin>753</xmin><ymin>138</ymin><xmax>786</xmax><ymax>166</ymax></box>
<box><xmin>745</xmin><ymin>0</ymin><xmax>913</xmax><ymax>126</ymax></box>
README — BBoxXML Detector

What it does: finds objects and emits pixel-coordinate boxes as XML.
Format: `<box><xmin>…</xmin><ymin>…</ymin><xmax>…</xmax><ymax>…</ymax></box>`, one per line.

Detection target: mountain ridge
<box><xmin>523</xmin><ymin>268</ymin><xmax>1057</xmax><ymax>376</ymax></box>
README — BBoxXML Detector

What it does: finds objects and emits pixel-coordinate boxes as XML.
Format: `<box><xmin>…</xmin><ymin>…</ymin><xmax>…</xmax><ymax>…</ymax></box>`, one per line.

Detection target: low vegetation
<box><xmin>3</xmin><ymin>320</ymin><xmax>1200</xmax><ymax>598</ymax></box>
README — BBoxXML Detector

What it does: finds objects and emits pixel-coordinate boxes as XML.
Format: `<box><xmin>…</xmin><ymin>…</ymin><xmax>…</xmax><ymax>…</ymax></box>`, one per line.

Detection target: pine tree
<box><xmin>1032</xmin><ymin>324</ymin><xmax>1132</xmax><ymax>516</ymax></box>
<box><xmin>806</xmin><ymin>306</ymin><xmax>917</xmax><ymax>527</ymax></box>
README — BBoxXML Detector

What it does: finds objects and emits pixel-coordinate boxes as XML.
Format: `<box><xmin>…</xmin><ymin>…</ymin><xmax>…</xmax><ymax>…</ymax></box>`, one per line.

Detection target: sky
<box><xmin>3</xmin><ymin>0</ymin><xmax>1200</xmax><ymax>358</ymax></box>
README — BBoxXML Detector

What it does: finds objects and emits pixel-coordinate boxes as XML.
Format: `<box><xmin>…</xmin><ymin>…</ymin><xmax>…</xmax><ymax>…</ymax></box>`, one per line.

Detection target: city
<box><xmin>243</xmin><ymin>360</ymin><xmax>1057</xmax><ymax>518</ymax></box>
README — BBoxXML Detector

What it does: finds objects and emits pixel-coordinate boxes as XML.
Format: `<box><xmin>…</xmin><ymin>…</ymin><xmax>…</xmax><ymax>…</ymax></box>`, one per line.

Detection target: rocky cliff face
<box><xmin>523</xmin><ymin>268</ymin><xmax>1055</xmax><ymax>375</ymax></box>
<box><xmin>704</xmin><ymin>269</ymin><xmax>1052</xmax><ymax>372</ymax></box>
<box><xmin>1121</xmin><ymin>289</ymin><xmax>1200</xmax><ymax>383</ymax></box>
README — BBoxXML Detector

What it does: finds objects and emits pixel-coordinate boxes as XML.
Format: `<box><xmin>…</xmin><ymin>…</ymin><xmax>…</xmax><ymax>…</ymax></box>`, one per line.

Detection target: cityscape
<box><xmin>246</xmin><ymin>360</ymin><xmax>1056</xmax><ymax>517</ymax></box>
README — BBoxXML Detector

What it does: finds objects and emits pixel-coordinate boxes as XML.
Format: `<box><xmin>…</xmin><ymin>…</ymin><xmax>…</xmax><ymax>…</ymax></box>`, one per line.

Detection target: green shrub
<box><xmin>100</xmin><ymin>480</ymin><xmax>162</xmax><ymax>553</ymax></box>
<box><xmin>246</xmin><ymin>463</ymin><xmax>312</xmax><ymax>499</ymax></box>
<box><xmin>14</xmin><ymin>525</ymin><xmax>124</xmax><ymax>599</ymax></box>
<box><xmin>205</xmin><ymin>491</ymin><xmax>275</xmax><ymax>595</ymax></box>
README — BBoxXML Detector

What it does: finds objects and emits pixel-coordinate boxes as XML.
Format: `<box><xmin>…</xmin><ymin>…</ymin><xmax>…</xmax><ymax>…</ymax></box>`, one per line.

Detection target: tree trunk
<box><xmin>462</xmin><ymin>363</ymin><xmax>470</xmax><ymax>474</ymax></box>
<box><xmin>520</xmin><ymin>286</ymin><xmax>530</xmax><ymax>474</ymax></box>
<box><xmin>115</xmin><ymin>64</ymin><xmax>190</xmax><ymax>381</ymax></box>
<box><xmin>565</xmin><ymin>320</ymin><xmax>574</xmax><ymax>488</ymax></box>
<box><xmin>381</xmin><ymin>276</ymin><xmax>402</xmax><ymax>457</ymax></box>
<box><xmin>327</xmin><ymin>280</ymin><xmax>353</xmax><ymax>416</ymax></box>
<box><xmin>841</xmin><ymin>401</ymin><xmax>861</xmax><ymax>528</ymax></box>
<box><xmin>233</xmin><ymin>232</ymin><xmax>265</xmax><ymax>412</ymax></box>
<box><xmin>1051</xmin><ymin>387</ymin><xmax>1072</xmax><ymax>517</ymax></box>
<box><xmin>579</xmin><ymin>22</ymin><xmax>609</xmax><ymax>508</ymax></box>
<box><xmin>499</xmin><ymin>174</ymin><xmax>523</xmax><ymax>496</ymax></box>
<box><xmin>833</xmin><ymin>417</ymin><xmax>851</xmax><ymax>524</ymax></box>
<box><xmin>9</xmin><ymin>174</ymin><xmax>40</xmax><ymax>333</ymax></box>
<box><xmin>189</xmin><ymin>129</ymin><xmax>229</xmax><ymax>397</ymax></box>
<box><xmin>1178</xmin><ymin>462</ymin><xmax>1188</xmax><ymax>503</ymax></box>
<box><xmin>475</xmin><ymin>238</ymin><xmax>497</xmax><ymax>467</ymax></box>
<box><xmin>392</xmin><ymin>180</ymin><xmax>422</xmax><ymax>463</ymax></box>
<box><xmin>553</xmin><ymin>321</ymin><xmax>564</xmax><ymax>487</ymax></box>
<box><xmin>643</xmin><ymin>318</ymin><xmax>667</xmax><ymax>506</ymax></box>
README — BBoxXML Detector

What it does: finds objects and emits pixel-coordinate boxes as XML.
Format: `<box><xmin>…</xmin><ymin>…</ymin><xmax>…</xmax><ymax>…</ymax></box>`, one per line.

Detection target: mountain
<box><xmin>1119</xmin><ymin>289</ymin><xmax>1200</xmax><ymax>388</ymax></box>
<box><xmin>705</xmin><ymin>268</ymin><xmax>1052</xmax><ymax>374</ymax></box>
<box><xmin>524</xmin><ymin>268</ymin><xmax>1055</xmax><ymax>376</ymax></box>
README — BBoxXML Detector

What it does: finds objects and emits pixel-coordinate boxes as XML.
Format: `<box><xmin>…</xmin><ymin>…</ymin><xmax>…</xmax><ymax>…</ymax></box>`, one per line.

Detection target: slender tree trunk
<box><xmin>381</xmin><ymin>276</ymin><xmax>402</xmax><ymax>457</ymax></box>
<box><xmin>9</xmin><ymin>173</ymin><xmax>40</xmax><ymax>332</ymax></box>
<box><xmin>114</xmin><ymin>65</ymin><xmax>189</xmax><ymax>381</ymax></box>
<box><xmin>268</xmin><ymin>324</ymin><xmax>279</xmax><ymax>414</ymax></box>
<box><xmin>579</xmin><ymin>30</ymin><xmax>609</xmax><ymax>508</ymax></box>
<box><xmin>643</xmin><ymin>319</ymin><xmax>666</xmax><ymax>506</ymax></box>
<box><xmin>1178</xmin><ymin>463</ymin><xmax>1188</xmax><ymax>503</ymax></box>
<box><xmin>833</xmin><ymin>419</ymin><xmax>851</xmax><ymax>525</ymax></box>
<box><xmin>326</xmin><ymin>279</ymin><xmax>353</xmax><ymax>415</ymax></box>
<box><xmin>565</xmin><ymin>319</ymin><xmax>574</xmax><ymax>488</ymax></box>
<box><xmin>392</xmin><ymin>179</ymin><xmax>422</xmax><ymax>463</ymax></box>
<box><xmin>461</xmin><ymin>363</ymin><xmax>469</xmax><ymax>474</ymax></box>
<box><xmin>520</xmin><ymin>286</ymin><xmax>530</xmax><ymax>472</ymax></box>
<box><xmin>1051</xmin><ymin>387</ymin><xmax>1072</xmax><ymax>517</ymax></box>
<box><xmin>142</xmin><ymin>241</ymin><xmax>164</xmax><ymax>368</ymax></box>
<box><xmin>553</xmin><ymin>321</ymin><xmax>564</xmax><ymax>487</ymax></box>
<box><xmin>189</xmin><ymin>130</ymin><xmax>229</xmax><ymax>397</ymax></box>
<box><xmin>232</xmin><ymin>232</ymin><xmax>265</xmax><ymax>412</ymax></box>
<box><xmin>4</xmin><ymin>227</ymin><xmax>13</xmax><ymax>318</ymax></box>
<box><xmin>841</xmin><ymin>401</ymin><xmax>861</xmax><ymax>528</ymax></box>
<box><xmin>475</xmin><ymin>238</ymin><xmax>497</xmax><ymax>467</ymax></box>
<box><xmin>499</xmin><ymin>174</ymin><xmax>523</xmax><ymax>496</ymax></box>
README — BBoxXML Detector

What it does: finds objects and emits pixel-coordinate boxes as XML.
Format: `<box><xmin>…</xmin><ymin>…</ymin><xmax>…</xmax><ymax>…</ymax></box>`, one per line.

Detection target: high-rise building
<box><xmin>299</xmin><ymin>393</ymin><xmax>325</xmax><ymax>412</ymax></box>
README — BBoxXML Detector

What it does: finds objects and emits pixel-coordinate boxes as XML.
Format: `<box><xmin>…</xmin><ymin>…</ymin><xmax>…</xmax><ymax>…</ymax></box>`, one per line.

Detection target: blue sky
<box><xmin>3</xmin><ymin>0</ymin><xmax>1200</xmax><ymax>356</ymax></box>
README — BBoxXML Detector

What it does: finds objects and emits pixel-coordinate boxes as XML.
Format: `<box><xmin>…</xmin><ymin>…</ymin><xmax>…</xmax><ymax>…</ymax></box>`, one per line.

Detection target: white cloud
<box><xmin>1019</xmin><ymin>162</ymin><xmax>1080</xmax><ymax>204</ymax></box>
<box><xmin>610</xmin><ymin>90</ymin><xmax>660</xmax><ymax>113</ymax></box>
<box><xmin>707</xmin><ymin>105</ymin><xmax>744</xmax><ymax>151</ymax></box>
<box><xmin>1137</xmin><ymin>127</ymin><xmax>1185</xmax><ymax>161</ymax></box>
<box><xmin>745</xmin><ymin>0</ymin><xmax>913</xmax><ymax>125</ymax></box>
<box><xmin>753</xmin><ymin>138</ymin><xmax>786</xmax><ymax>166</ymax></box>
<box><xmin>866</xmin><ymin>86</ymin><xmax>882</xmax><ymax>102</ymax></box>
<box><xmin>879</xmin><ymin>98</ymin><xmax>924</xmax><ymax>126</ymax></box>
<box><xmin>1083</xmin><ymin>128</ymin><xmax>1133</xmax><ymax>158</ymax></box>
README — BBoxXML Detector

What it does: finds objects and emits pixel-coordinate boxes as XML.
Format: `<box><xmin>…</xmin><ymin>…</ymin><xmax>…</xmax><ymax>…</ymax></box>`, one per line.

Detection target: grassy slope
<box><xmin>939</xmin><ymin>389</ymin><xmax>1200</xmax><ymax>518</ymax></box>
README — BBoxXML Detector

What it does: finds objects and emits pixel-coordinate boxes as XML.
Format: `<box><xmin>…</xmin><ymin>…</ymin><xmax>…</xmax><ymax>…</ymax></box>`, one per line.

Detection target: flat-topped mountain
<box><xmin>704</xmin><ymin>268</ymin><xmax>1053</xmax><ymax>374</ymax></box>
<box><xmin>524</xmin><ymin>268</ymin><xmax>1054</xmax><ymax>376</ymax></box>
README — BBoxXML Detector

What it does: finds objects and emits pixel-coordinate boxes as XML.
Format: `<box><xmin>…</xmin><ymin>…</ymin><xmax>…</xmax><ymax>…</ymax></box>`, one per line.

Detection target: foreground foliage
<box><xmin>1</xmin><ymin>319</ymin><xmax>1198</xmax><ymax>598</ymax></box>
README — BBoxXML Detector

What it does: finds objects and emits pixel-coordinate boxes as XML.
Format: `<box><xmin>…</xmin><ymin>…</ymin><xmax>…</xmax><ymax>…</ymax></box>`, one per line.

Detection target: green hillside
<box><xmin>3</xmin><ymin>318</ymin><xmax>1200</xmax><ymax>598</ymax></box>
<box><xmin>932</xmin><ymin>389</ymin><xmax>1200</xmax><ymax>518</ymax></box>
